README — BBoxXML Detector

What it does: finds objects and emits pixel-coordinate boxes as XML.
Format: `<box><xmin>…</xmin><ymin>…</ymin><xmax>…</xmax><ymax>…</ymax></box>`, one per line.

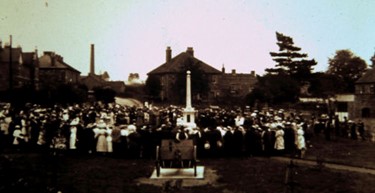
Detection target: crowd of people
<box><xmin>0</xmin><ymin>102</ymin><xmax>367</xmax><ymax>159</ymax></box>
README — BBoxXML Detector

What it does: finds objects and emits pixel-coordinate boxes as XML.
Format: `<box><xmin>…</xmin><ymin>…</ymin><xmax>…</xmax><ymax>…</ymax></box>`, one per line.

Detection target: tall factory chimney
<box><xmin>90</xmin><ymin>44</ymin><xmax>95</xmax><ymax>75</ymax></box>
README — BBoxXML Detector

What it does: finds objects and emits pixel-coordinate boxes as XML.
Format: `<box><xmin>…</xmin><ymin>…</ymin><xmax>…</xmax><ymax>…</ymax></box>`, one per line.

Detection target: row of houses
<box><xmin>0</xmin><ymin>42</ymin><xmax>125</xmax><ymax>94</ymax></box>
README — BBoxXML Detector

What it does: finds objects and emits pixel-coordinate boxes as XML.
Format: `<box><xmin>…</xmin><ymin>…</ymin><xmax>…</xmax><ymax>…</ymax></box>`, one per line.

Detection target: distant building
<box><xmin>220</xmin><ymin>67</ymin><xmax>257</xmax><ymax>99</ymax></box>
<box><xmin>38</xmin><ymin>51</ymin><xmax>81</xmax><ymax>88</ymax></box>
<box><xmin>351</xmin><ymin>68</ymin><xmax>375</xmax><ymax>140</ymax></box>
<box><xmin>80</xmin><ymin>44</ymin><xmax>125</xmax><ymax>94</ymax></box>
<box><xmin>148</xmin><ymin>47</ymin><xmax>257</xmax><ymax>104</ymax></box>
<box><xmin>0</xmin><ymin>43</ymin><xmax>38</xmax><ymax>91</ymax></box>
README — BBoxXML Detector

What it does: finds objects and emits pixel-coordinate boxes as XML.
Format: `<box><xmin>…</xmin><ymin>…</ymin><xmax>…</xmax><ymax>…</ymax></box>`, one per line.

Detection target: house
<box><xmin>0</xmin><ymin>43</ymin><xmax>38</xmax><ymax>91</ymax></box>
<box><xmin>148</xmin><ymin>47</ymin><xmax>222</xmax><ymax>103</ymax></box>
<box><xmin>351</xmin><ymin>68</ymin><xmax>375</xmax><ymax>140</ymax></box>
<box><xmin>38</xmin><ymin>51</ymin><xmax>81</xmax><ymax>88</ymax></box>
<box><xmin>147</xmin><ymin>47</ymin><xmax>257</xmax><ymax>104</ymax></box>
<box><xmin>220</xmin><ymin>67</ymin><xmax>257</xmax><ymax>99</ymax></box>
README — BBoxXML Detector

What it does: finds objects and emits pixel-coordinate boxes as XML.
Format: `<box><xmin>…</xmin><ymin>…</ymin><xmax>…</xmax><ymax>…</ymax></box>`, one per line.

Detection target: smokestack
<box><xmin>166</xmin><ymin>46</ymin><xmax>172</xmax><ymax>63</ymax></box>
<box><xmin>90</xmin><ymin>44</ymin><xmax>95</xmax><ymax>75</ymax></box>
<box><xmin>186</xmin><ymin>47</ymin><xmax>194</xmax><ymax>57</ymax></box>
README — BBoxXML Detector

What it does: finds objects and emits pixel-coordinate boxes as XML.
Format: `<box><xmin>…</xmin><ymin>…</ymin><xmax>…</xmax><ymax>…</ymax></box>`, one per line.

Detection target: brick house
<box><xmin>352</xmin><ymin>68</ymin><xmax>375</xmax><ymax>140</ymax></box>
<box><xmin>0</xmin><ymin>44</ymin><xmax>38</xmax><ymax>91</ymax></box>
<box><xmin>147</xmin><ymin>47</ymin><xmax>257</xmax><ymax>104</ymax></box>
<box><xmin>38</xmin><ymin>51</ymin><xmax>81</xmax><ymax>89</ymax></box>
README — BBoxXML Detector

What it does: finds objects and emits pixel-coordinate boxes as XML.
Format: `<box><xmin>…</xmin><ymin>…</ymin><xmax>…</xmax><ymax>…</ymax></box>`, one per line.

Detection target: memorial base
<box><xmin>150</xmin><ymin>166</ymin><xmax>205</xmax><ymax>179</ymax></box>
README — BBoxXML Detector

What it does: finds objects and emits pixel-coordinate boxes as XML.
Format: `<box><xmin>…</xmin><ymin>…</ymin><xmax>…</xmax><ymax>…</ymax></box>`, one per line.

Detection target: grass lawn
<box><xmin>1</xmin><ymin>152</ymin><xmax>375</xmax><ymax>193</ymax></box>
<box><xmin>305</xmin><ymin>134</ymin><xmax>375</xmax><ymax>169</ymax></box>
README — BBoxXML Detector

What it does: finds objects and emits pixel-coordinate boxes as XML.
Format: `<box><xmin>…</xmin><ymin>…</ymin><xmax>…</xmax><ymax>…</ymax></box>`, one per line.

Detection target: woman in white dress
<box><xmin>94</xmin><ymin>120</ymin><xmax>108</xmax><ymax>154</ymax></box>
<box><xmin>274</xmin><ymin>126</ymin><xmax>285</xmax><ymax>155</ymax></box>
<box><xmin>295</xmin><ymin>124</ymin><xmax>306</xmax><ymax>158</ymax></box>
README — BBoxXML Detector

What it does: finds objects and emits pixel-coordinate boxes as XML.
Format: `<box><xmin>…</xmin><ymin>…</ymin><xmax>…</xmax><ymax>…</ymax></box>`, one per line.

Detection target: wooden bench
<box><xmin>155</xmin><ymin>139</ymin><xmax>198</xmax><ymax>177</ymax></box>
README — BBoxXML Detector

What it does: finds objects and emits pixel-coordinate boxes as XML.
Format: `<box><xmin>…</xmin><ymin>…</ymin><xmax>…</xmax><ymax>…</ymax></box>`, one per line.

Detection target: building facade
<box><xmin>38</xmin><ymin>51</ymin><xmax>81</xmax><ymax>89</ymax></box>
<box><xmin>0</xmin><ymin>44</ymin><xmax>39</xmax><ymax>91</ymax></box>
<box><xmin>351</xmin><ymin>68</ymin><xmax>375</xmax><ymax>140</ymax></box>
<box><xmin>147</xmin><ymin>47</ymin><xmax>257</xmax><ymax>104</ymax></box>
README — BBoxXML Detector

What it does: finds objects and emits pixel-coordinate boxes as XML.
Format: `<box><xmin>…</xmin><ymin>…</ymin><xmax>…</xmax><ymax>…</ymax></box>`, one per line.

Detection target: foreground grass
<box><xmin>1</xmin><ymin>153</ymin><xmax>375</xmax><ymax>193</ymax></box>
<box><xmin>305</xmin><ymin>134</ymin><xmax>375</xmax><ymax>169</ymax></box>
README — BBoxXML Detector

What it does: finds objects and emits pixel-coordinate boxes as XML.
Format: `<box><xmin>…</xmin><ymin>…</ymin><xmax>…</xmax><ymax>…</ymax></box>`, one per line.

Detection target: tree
<box><xmin>145</xmin><ymin>75</ymin><xmax>162</xmax><ymax>101</ymax></box>
<box><xmin>267</xmin><ymin>32</ymin><xmax>317</xmax><ymax>81</ymax></box>
<box><xmin>247</xmin><ymin>74</ymin><xmax>300</xmax><ymax>106</ymax></box>
<box><xmin>93</xmin><ymin>87</ymin><xmax>116</xmax><ymax>103</ymax></box>
<box><xmin>308</xmin><ymin>72</ymin><xmax>345</xmax><ymax>97</ymax></box>
<box><xmin>173</xmin><ymin>60</ymin><xmax>210</xmax><ymax>104</ymax></box>
<box><xmin>327</xmin><ymin>49</ymin><xmax>367</xmax><ymax>93</ymax></box>
<box><xmin>370</xmin><ymin>52</ymin><xmax>375</xmax><ymax>68</ymax></box>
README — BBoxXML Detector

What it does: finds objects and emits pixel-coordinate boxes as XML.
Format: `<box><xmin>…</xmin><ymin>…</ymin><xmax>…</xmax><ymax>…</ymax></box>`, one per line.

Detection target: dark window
<box><xmin>362</xmin><ymin>108</ymin><xmax>371</xmax><ymax>118</ymax></box>
<box><xmin>336</xmin><ymin>102</ymin><xmax>348</xmax><ymax>112</ymax></box>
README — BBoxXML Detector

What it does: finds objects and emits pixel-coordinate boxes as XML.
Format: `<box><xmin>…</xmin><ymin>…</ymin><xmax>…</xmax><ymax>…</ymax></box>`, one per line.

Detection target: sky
<box><xmin>1</xmin><ymin>0</ymin><xmax>375</xmax><ymax>81</ymax></box>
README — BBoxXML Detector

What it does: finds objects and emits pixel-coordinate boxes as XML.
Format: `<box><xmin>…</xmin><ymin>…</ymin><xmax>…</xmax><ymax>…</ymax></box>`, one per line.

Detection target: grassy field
<box><xmin>305</xmin><ymin>134</ymin><xmax>375</xmax><ymax>169</ymax></box>
<box><xmin>0</xmin><ymin>135</ymin><xmax>375</xmax><ymax>193</ymax></box>
<box><xmin>1</xmin><ymin>154</ymin><xmax>375</xmax><ymax>193</ymax></box>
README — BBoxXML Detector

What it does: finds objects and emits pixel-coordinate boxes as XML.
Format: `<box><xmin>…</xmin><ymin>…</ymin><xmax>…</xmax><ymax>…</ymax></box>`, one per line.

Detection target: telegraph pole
<box><xmin>8</xmin><ymin>35</ymin><xmax>13</xmax><ymax>91</ymax></box>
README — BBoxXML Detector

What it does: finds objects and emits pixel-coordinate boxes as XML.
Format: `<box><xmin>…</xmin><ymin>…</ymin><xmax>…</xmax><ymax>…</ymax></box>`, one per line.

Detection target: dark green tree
<box><xmin>173</xmin><ymin>60</ymin><xmax>210</xmax><ymax>104</ymax></box>
<box><xmin>93</xmin><ymin>87</ymin><xmax>116</xmax><ymax>103</ymax></box>
<box><xmin>267</xmin><ymin>32</ymin><xmax>317</xmax><ymax>81</ymax></box>
<box><xmin>308</xmin><ymin>72</ymin><xmax>345</xmax><ymax>97</ymax></box>
<box><xmin>370</xmin><ymin>52</ymin><xmax>375</xmax><ymax>68</ymax></box>
<box><xmin>327</xmin><ymin>49</ymin><xmax>367</xmax><ymax>93</ymax></box>
<box><xmin>247</xmin><ymin>74</ymin><xmax>300</xmax><ymax>106</ymax></box>
<box><xmin>145</xmin><ymin>75</ymin><xmax>162</xmax><ymax>101</ymax></box>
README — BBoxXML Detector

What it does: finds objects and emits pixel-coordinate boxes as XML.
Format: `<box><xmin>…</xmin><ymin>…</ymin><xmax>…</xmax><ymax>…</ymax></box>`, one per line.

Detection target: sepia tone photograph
<box><xmin>1</xmin><ymin>0</ymin><xmax>375</xmax><ymax>192</ymax></box>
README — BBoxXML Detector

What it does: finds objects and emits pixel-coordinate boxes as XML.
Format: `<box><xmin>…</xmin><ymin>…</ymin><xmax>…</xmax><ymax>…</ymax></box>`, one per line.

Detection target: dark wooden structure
<box><xmin>155</xmin><ymin>139</ymin><xmax>198</xmax><ymax>177</ymax></box>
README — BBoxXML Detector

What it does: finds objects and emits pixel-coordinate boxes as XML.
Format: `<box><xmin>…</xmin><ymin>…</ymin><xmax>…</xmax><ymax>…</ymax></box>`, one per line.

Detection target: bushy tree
<box><xmin>93</xmin><ymin>87</ymin><xmax>116</xmax><ymax>103</ymax></box>
<box><xmin>247</xmin><ymin>74</ymin><xmax>300</xmax><ymax>106</ymax></box>
<box><xmin>327</xmin><ymin>49</ymin><xmax>367</xmax><ymax>93</ymax></box>
<box><xmin>267</xmin><ymin>32</ymin><xmax>317</xmax><ymax>81</ymax></box>
<box><xmin>308</xmin><ymin>72</ymin><xmax>345</xmax><ymax>97</ymax></box>
<box><xmin>145</xmin><ymin>75</ymin><xmax>162</xmax><ymax>100</ymax></box>
<box><xmin>173</xmin><ymin>59</ymin><xmax>210</xmax><ymax>104</ymax></box>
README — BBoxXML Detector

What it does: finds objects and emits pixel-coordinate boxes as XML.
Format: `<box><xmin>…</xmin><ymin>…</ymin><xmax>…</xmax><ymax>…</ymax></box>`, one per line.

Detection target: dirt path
<box><xmin>271</xmin><ymin>156</ymin><xmax>375</xmax><ymax>175</ymax></box>
<box><xmin>115</xmin><ymin>97</ymin><xmax>143</xmax><ymax>107</ymax></box>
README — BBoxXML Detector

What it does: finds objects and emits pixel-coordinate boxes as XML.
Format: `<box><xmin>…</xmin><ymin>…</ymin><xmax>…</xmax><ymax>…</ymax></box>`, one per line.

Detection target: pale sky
<box><xmin>1</xmin><ymin>0</ymin><xmax>375</xmax><ymax>81</ymax></box>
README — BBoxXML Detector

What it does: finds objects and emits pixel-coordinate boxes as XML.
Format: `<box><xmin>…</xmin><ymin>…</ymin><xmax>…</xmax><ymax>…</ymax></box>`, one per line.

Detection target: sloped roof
<box><xmin>39</xmin><ymin>53</ymin><xmax>80</xmax><ymax>73</ymax></box>
<box><xmin>148</xmin><ymin>52</ymin><xmax>221</xmax><ymax>75</ymax></box>
<box><xmin>356</xmin><ymin>68</ymin><xmax>375</xmax><ymax>84</ymax></box>
<box><xmin>80</xmin><ymin>73</ymin><xmax>106</xmax><ymax>83</ymax></box>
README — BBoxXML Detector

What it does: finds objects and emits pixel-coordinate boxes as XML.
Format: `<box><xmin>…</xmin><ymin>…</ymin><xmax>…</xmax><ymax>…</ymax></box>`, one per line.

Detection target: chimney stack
<box><xmin>222</xmin><ymin>64</ymin><xmax>225</xmax><ymax>73</ymax></box>
<box><xmin>186</xmin><ymin>47</ymin><xmax>194</xmax><ymax>57</ymax></box>
<box><xmin>166</xmin><ymin>46</ymin><xmax>172</xmax><ymax>62</ymax></box>
<box><xmin>232</xmin><ymin>69</ymin><xmax>236</xmax><ymax>75</ymax></box>
<box><xmin>251</xmin><ymin>70</ymin><xmax>255</xmax><ymax>77</ymax></box>
<box><xmin>90</xmin><ymin>44</ymin><xmax>95</xmax><ymax>75</ymax></box>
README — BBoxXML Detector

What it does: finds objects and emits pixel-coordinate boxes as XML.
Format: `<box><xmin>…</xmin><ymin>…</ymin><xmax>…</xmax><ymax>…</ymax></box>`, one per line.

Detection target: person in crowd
<box><xmin>69</xmin><ymin>117</ymin><xmax>80</xmax><ymax>154</ymax></box>
<box><xmin>295</xmin><ymin>124</ymin><xmax>306</xmax><ymax>159</ymax></box>
<box><xmin>274</xmin><ymin>125</ymin><xmax>285</xmax><ymax>156</ymax></box>
<box><xmin>93</xmin><ymin>119</ymin><xmax>109</xmax><ymax>155</ymax></box>
<box><xmin>357</xmin><ymin>119</ymin><xmax>366</xmax><ymax>140</ymax></box>
<box><xmin>175</xmin><ymin>126</ymin><xmax>189</xmax><ymax>142</ymax></box>
<box><xmin>13</xmin><ymin>125</ymin><xmax>25</xmax><ymax>151</ymax></box>
<box><xmin>349</xmin><ymin>120</ymin><xmax>357</xmax><ymax>140</ymax></box>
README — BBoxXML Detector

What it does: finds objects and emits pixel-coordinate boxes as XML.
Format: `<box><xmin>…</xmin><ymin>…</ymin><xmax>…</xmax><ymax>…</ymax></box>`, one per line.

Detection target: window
<box><xmin>336</xmin><ymin>102</ymin><xmax>348</xmax><ymax>112</ymax></box>
<box><xmin>361</xmin><ymin>108</ymin><xmax>371</xmax><ymax>118</ymax></box>
<box><xmin>371</xmin><ymin>84</ymin><xmax>375</xmax><ymax>94</ymax></box>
